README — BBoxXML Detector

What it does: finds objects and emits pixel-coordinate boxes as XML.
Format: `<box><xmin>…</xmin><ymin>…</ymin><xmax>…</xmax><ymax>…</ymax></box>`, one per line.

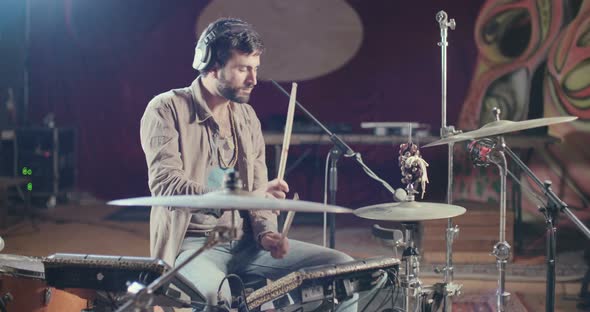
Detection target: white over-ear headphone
<box><xmin>192</xmin><ymin>19</ymin><xmax>249</xmax><ymax>71</ymax></box>
<box><xmin>192</xmin><ymin>26</ymin><xmax>219</xmax><ymax>71</ymax></box>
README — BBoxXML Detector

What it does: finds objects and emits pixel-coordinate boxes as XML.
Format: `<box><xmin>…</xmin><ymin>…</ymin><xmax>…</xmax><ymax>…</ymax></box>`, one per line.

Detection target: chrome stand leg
<box><xmin>491</xmin><ymin>155</ymin><xmax>511</xmax><ymax>311</ymax></box>
<box><xmin>489</xmin><ymin>111</ymin><xmax>511</xmax><ymax>311</ymax></box>
<box><xmin>401</xmin><ymin>223</ymin><xmax>422</xmax><ymax>312</ymax></box>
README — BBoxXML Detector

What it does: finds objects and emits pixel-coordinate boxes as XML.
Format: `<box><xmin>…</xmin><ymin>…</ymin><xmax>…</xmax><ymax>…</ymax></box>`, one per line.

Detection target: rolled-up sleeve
<box><xmin>140</xmin><ymin>97</ymin><xmax>209</xmax><ymax>197</ymax></box>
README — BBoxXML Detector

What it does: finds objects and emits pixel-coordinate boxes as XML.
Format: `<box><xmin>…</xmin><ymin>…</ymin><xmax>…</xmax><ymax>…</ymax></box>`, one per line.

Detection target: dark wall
<box><xmin>0</xmin><ymin>0</ymin><xmax>26</xmax><ymax>126</ymax></box>
<box><xmin>22</xmin><ymin>1</ymin><xmax>483</xmax><ymax>206</ymax></box>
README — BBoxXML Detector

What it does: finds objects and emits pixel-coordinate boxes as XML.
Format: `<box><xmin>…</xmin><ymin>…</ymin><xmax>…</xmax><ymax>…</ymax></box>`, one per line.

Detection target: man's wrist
<box><xmin>257</xmin><ymin>230</ymin><xmax>273</xmax><ymax>249</ymax></box>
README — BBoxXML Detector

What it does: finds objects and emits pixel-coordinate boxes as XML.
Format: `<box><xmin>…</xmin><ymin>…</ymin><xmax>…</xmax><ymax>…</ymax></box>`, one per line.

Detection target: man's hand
<box><xmin>266</xmin><ymin>179</ymin><xmax>289</xmax><ymax>199</ymax></box>
<box><xmin>266</xmin><ymin>179</ymin><xmax>289</xmax><ymax>215</ymax></box>
<box><xmin>261</xmin><ymin>232</ymin><xmax>289</xmax><ymax>259</ymax></box>
<box><xmin>251</xmin><ymin>179</ymin><xmax>288</xmax><ymax>199</ymax></box>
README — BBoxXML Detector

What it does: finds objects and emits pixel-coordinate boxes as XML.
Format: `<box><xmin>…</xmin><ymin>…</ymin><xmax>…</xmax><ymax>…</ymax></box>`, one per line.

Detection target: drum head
<box><xmin>0</xmin><ymin>254</ymin><xmax>45</xmax><ymax>279</ymax></box>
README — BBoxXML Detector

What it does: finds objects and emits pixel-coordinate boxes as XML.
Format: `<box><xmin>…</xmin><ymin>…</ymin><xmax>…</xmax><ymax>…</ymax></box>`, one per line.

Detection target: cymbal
<box><xmin>423</xmin><ymin>116</ymin><xmax>578</xmax><ymax>148</ymax></box>
<box><xmin>354</xmin><ymin>201</ymin><xmax>466</xmax><ymax>221</ymax></box>
<box><xmin>108</xmin><ymin>191</ymin><xmax>352</xmax><ymax>214</ymax></box>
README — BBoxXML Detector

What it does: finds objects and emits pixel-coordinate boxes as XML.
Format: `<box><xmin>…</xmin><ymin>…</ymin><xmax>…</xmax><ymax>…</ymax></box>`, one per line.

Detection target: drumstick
<box><xmin>281</xmin><ymin>193</ymin><xmax>298</xmax><ymax>236</ymax></box>
<box><xmin>272</xmin><ymin>83</ymin><xmax>297</xmax><ymax>216</ymax></box>
<box><xmin>277</xmin><ymin>82</ymin><xmax>297</xmax><ymax>181</ymax></box>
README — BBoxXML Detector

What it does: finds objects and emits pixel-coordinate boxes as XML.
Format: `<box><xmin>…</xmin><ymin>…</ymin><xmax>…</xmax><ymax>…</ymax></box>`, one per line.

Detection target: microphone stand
<box><xmin>270</xmin><ymin>80</ymin><xmax>397</xmax><ymax>249</ymax></box>
<box><xmin>435</xmin><ymin>11</ymin><xmax>462</xmax><ymax>312</ymax></box>
<box><xmin>502</xmin><ymin>143</ymin><xmax>590</xmax><ymax>312</ymax></box>
<box><xmin>329</xmin><ymin>147</ymin><xmax>342</xmax><ymax>249</ymax></box>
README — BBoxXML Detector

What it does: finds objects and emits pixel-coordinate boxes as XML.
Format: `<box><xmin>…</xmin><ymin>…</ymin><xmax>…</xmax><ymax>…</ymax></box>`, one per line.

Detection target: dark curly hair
<box><xmin>198</xmin><ymin>18</ymin><xmax>264</xmax><ymax>74</ymax></box>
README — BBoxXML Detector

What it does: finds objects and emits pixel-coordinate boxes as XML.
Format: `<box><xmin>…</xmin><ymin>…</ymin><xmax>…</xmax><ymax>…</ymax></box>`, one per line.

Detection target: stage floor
<box><xmin>0</xmin><ymin>199</ymin><xmax>587</xmax><ymax>311</ymax></box>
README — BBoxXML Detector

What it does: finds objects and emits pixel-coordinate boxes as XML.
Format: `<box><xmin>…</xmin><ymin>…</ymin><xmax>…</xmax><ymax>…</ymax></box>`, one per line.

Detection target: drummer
<box><xmin>139</xmin><ymin>18</ymin><xmax>357</xmax><ymax>311</ymax></box>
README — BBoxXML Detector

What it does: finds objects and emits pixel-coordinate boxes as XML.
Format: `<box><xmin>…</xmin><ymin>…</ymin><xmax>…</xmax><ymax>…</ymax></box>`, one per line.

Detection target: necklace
<box><xmin>218</xmin><ymin>106</ymin><xmax>238</xmax><ymax>169</ymax></box>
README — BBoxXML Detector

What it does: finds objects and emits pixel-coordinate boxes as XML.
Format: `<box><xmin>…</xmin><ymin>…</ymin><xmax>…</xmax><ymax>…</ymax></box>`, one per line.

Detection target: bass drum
<box><xmin>0</xmin><ymin>254</ymin><xmax>88</xmax><ymax>312</ymax></box>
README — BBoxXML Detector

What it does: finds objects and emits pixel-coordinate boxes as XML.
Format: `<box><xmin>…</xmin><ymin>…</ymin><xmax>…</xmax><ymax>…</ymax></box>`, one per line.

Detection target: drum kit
<box><xmin>1</xmin><ymin>9</ymin><xmax>589</xmax><ymax>312</ymax></box>
<box><xmin>106</xmin><ymin>171</ymin><xmax>469</xmax><ymax>312</ymax></box>
<box><xmin>104</xmin><ymin>94</ymin><xmax>583</xmax><ymax>312</ymax></box>
<box><xmin>104</xmin><ymin>100</ymin><xmax>580</xmax><ymax>312</ymax></box>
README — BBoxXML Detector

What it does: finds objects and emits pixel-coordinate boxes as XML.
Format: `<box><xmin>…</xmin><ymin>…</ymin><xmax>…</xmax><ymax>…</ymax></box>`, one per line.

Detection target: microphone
<box><xmin>468</xmin><ymin>138</ymin><xmax>496</xmax><ymax>167</ymax></box>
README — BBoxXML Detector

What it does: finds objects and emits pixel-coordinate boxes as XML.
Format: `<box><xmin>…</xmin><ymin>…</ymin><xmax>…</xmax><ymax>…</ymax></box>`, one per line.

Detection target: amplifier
<box><xmin>16</xmin><ymin>128</ymin><xmax>76</xmax><ymax>197</ymax></box>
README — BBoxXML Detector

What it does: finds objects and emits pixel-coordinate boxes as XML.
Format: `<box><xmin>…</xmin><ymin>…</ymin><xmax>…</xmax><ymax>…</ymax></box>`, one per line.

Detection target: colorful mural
<box><xmin>455</xmin><ymin>0</ymin><xmax>590</xmax><ymax>223</ymax></box>
<box><xmin>459</xmin><ymin>0</ymin><xmax>568</xmax><ymax>129</ymax></box>
<box><xmin>524</xmin><ymin>0</ymin><xmax>590</xmax><ymax>220</ymax></box>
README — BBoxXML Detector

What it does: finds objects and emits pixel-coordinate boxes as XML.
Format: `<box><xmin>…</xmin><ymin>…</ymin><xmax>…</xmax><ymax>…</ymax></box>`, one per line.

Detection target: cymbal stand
<box><xmin>490</xmin><ymin>150</ymin><xmax>511</xmax><ymax>312</ymax></box>
<box><xmin>484</xmin><ymin>117</ymin><xmax>590</xmax><ymax>312</ymax></box>
<box><xmin>393</xmin><ymin>184</ymin><xmax>425</xmax><ymax>312</ymax></box>
<box><xmin>399</xmin><ymin>221</ymin><xmax>423</xmax><ymax>312</ymax></box>
<box><xmin>491</xmin><ymin>122</ymin><xmax>511</xmax><ymax>312</ymax></box>
<box><xmin>468</xmin><ymin>108</ymin><xmax>511</xmax><ymax>311</ymax></box>
<box><xmin>436</xmin><ymin>10</ymin><xmax>462</xmax><ymax>311</ymax></box>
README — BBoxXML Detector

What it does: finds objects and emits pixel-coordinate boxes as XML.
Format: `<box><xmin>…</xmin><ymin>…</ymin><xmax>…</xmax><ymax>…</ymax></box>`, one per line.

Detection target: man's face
<box><xmin>216</xmin><ymin>50</ymin><xmax>260</xmax><ymax>104</ymax></box>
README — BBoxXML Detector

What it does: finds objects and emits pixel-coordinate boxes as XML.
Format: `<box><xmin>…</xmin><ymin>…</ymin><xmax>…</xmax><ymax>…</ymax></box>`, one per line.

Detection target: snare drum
<box><xmin>0</xmin><ymin>254</ymin><xmax>88</xmax><ymax>312</ymax></box>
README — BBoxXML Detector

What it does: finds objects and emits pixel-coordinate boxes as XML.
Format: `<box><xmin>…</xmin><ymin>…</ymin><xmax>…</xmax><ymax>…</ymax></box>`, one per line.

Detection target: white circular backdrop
<box><xmin>196</xmin><ymin>0</ymin><xmax>363</xmax><ymax>81</ymax></box>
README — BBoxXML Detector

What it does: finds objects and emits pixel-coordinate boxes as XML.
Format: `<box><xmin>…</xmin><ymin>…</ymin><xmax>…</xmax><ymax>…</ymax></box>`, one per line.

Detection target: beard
<box><xmin>217</xmin><ymin>71</ymin><xmax>253</xmax><ymax>104</ymax></box>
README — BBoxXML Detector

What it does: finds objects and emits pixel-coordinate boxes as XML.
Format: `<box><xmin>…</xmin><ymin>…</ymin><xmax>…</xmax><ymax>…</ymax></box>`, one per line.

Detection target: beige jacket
<box><xmin>140</xmin><ymin>77</ymin><xmax>277</xmax><ymax>266</ymax></box>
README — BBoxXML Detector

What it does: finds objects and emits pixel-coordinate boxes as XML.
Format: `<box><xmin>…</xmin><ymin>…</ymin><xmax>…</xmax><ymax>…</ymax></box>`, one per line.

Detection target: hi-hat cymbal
<box><xmin>354</xmin><ymin>201</ymin><xmax>466</xmax><ymax>221</ymax></box>
<box><xmin>423</xmin><ymin>116</ymin><xmax>578</xmax><ymax>148</ymax></box>
<box><xmin>108</xmin><ymin>191</ymin><xmax>352</xmax><ymax>214</ymax></box>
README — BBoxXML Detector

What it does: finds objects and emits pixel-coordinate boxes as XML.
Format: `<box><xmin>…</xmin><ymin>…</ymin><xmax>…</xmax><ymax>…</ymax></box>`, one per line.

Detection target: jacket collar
<box><xmin>190</xmin><ymin>76</ymin><xmax>215</xmax><ymax>124</ymax></box>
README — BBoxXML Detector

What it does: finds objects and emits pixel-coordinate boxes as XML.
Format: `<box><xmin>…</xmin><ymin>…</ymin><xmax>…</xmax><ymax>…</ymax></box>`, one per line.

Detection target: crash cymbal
<box><xmin>108</xmin><ymin>190</ymin><xmax>352</xmax><ymax>214</ymax></box>
<box><xmin>423</xmin><ymin>116</ymin><xmax>577</xmax><ymax>148</ymax></box>
<box><xmin>354</xmin><ymin>201</ymin><xmax>466</xmax><ymax>221</ymax></box>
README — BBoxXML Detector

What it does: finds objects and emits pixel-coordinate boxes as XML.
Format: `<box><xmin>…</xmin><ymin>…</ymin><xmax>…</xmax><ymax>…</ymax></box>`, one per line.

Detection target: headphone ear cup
<box><xmin>192</xmin><ymin>38</ymin><xmax>211</xmax><ymax>71</ymax></box>
<box><xmin>193</xmin><ymin>21</ymin><xmax>243</xmax><ymax>71</ymax></box>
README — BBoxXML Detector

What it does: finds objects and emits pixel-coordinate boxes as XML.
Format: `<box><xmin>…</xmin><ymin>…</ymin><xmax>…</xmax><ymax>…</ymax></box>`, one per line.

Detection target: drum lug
<box><xmin>43</xmin><ymin>288</ymin><xmax>52</xmax><ymax>306</ymax></box>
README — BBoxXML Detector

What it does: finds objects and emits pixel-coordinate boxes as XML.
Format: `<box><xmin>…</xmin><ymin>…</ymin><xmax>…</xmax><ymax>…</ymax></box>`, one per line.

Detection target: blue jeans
<box><xmin>176</xmin><ymin>236</ymin><xmax>358</xmax><ymax>311</ymax></box>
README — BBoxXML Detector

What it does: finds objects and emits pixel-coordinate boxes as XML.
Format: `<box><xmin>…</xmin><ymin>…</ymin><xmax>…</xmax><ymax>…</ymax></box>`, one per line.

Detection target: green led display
<box><xmin>27</xmin><ymin>182</ymin><xmax>32</xmax><ymax>191</ymax></box>
<box><xmin>21</xmin><ymin>167</ymin><xmax>32</xmax><ymax>176</ymax></box>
